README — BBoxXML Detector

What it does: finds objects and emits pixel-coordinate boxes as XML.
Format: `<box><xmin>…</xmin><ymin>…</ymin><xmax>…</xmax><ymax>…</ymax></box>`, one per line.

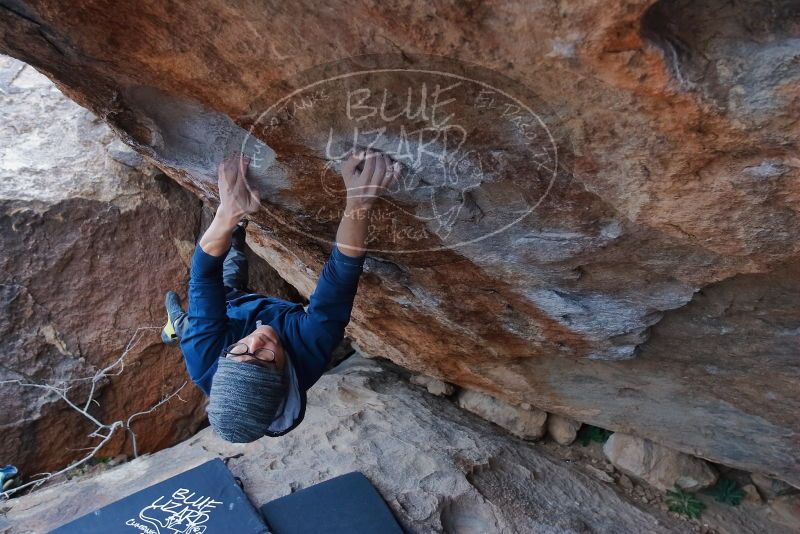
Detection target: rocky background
<box><xmin>0</xmin><ymin>0</ymin><xmax>797</xmax><ymax>489</ymax></box>
<box><xmin>0</xmin><ymin>55</ymin><xmax>208</xmax><ymax>474</ymax></box>
<box><xmin>4</xmin><ymin>63</ymin><xmax>796</xmax><ymax>533</ymax></box>
<box><xmin>0</xmin><ymin>55</ymin><xmax>304</xmax><ymax>476</ymax></box>
<box><xmin>2</xmin><ymin>356</ymin><xmax>798</xmax><ymax>533</ymax></box>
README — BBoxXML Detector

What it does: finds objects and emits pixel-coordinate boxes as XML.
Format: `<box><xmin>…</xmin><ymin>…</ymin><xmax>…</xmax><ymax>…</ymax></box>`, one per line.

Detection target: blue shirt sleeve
<box><xmin>179</xmin><ymin>244</ymin><xmax>232</xmax><ymax>394</ymax></box>
<box><xmin>287</xmin><ymin>243</ymin><xmax>364</xmax><ymax>390</ymax></box>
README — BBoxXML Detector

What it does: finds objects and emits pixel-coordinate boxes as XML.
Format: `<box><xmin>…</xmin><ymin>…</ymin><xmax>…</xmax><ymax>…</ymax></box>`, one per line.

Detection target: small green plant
<box><xmin>666</xmin><ymin>485</ymin><xmax>706</xmax><ymax>519</ymax></box>
<box><xmin>576</xmin><ymin>425</ymin><xmax>612</xmax><ymax>446</ymax></box>
<box><xmin>704</xmin><ymin>478</ymin><xmax>745</xmax><ymax>506</ymax></box>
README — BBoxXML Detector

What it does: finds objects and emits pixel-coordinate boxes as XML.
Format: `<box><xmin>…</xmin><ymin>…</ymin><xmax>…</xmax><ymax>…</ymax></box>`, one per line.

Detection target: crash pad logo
<box><xmin>125</xmin><ymin>488</ymin><xmax>222</xmax><ymax>534</ymax></box>
<box><xmin>244</xmin><ymin>54</ymin><xmax>561</xmax><ymax>254</ymax></box>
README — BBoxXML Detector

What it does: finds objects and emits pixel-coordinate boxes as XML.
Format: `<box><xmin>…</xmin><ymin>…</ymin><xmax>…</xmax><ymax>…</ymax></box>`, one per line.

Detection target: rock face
<box><xmin>603</xmin><ymin>433</ymin><xmax>718</xmax><ymax>492</ymax></box>
<box><xmin>1</xmin><ymin>357</ymin><xmax>697</xmax><ymax>534</ymax></box>
<box><xmin>457</xmin><ymin>389</ymin><xmax>548</xmax><ymax>440</ymax></box>
<box><xmin>751</xmin><ymin>473</ymin><xmax>800</xmax><ymax>500</ymax></box>
<box><xmin>0</xmin><ymin>56</ymin><xmax>208</xmax><ymax>475</ymax></box>
<box><xmin>547</xmin><ymin>414</ymin><xmax>581</xmax><ymax>446</ymax></box>
<box><xmin>409</xmin><ymin>373</ymin><xmax>456</xmax><ymax>397</ymax></box>
<box><xmin>0</xmin><ymin>0</ymin><xmax>798</xmax><ymax>484</ymax></box>
<box><xmin>770</xmin><ymin>495</ymin><xmax>800</xmax><ymax>529</ymax></box>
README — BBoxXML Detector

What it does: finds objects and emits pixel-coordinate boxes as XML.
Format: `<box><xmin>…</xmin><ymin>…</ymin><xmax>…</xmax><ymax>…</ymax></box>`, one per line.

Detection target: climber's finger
<box><xmin>218</xmin><ymin>156</ymin><xmax>233</xmax><ymax>182</ymax></box>
<box><xmin>381</xmin><ymin>160</ymin><xmax>400</xmax><ymax>191</ymax></box>
<box><xmin>238</xmin><ymin>155</ymin><xmax>250</xmax><ymax>179</ymax></box>
<box><xmin>218</xmin><ymin>153</ymin><xmax>244</xmax><ymax>184</ymax></box>
<box><xmin>378</xmin><ymin>155</ymin><xmax>392</xmax><ymax>189</ymax></box>
<box><xmin>372</xmin><ymin>152</ymin><xmax>387</xmax><ymax>185</ymax></box>
<box><xmin>236</xmin><ymin>156</ymin><xmax>261</xmax><ymax>211</ymax></box>
<box><xmin>341</xmin><ymin>151</ymin><xmax>362</xmax><ymax>180</ymax></box>
<box><xmin>360</xmin><ymin>149</ymin><xmax>377</xmax><ymax>182</ymax></box>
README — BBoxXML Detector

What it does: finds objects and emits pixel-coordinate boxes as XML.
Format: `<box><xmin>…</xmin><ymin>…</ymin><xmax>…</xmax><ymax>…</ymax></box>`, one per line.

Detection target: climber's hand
<box><xmin>217</xmin><ymin>153</ymin><xmax>261</xmax><ymax>219</ymax></box>
<box><xmin>341</xmin><ymin>149</ymin><xmax>400</xmax><ymax>210</ymax></box>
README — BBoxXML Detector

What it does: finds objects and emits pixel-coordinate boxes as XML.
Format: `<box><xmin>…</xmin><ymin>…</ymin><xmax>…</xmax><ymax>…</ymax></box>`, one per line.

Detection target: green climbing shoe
<box><xmin>161</xmin><ymin>291</ymin><xmax>184</xmax><ymax>345</ymax></box>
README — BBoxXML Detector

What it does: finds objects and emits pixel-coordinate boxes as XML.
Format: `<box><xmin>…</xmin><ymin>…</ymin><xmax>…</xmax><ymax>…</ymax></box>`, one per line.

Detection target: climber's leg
<box><xmin>163</xmin><ymin>223</ymin><xmax>249</xmax><ymax>345</ymax></box>
<box><xmin>222</xmin><ymin>222</ymin><xmax>249</xmax><ymax>300</ymax></box>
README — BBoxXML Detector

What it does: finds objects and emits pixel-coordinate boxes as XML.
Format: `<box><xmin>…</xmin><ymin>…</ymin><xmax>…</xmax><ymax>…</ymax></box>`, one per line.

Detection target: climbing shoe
<box><xmin>1</xmin><ymin>465</ymin><xmax>19</xmax><ymax>492</ymax></box>
<box><xmin>161</xmin><ymin>291</ymin><xmax>185</xmax><ymax>345</ymax></box>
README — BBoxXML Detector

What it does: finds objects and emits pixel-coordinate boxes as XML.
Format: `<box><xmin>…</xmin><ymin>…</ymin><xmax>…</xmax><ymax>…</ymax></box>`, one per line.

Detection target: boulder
<box><xmin>1</xmin><ymin>0</ymin><xmax>799</xmax><ymax>485</ymax></box>
<box><xmin>0</xmin><ymin>357</ymin><xmax>695</xmax><ymax>534</ymax></box>
<box><xmin>548</xmin><ymin>414</ymin><xmax>581</xmax><ymax>445</ymax></box>
<box><xmin>751</xmin><ymin>473</ymin><xmax>800</xmax><ymax>500</ymax></box>
<box><xmin>585</xmin><ymin>465</ymin><xmax>615</xmax><ymax>484</ymax></box>
<box><xmin>742</xmin><ymin>483</ymin><xmax>763</xmax><ymax>504</ymax></box>
<box><xmin>0</xmin><ymin>56</ymin><xmax>208</xmax><ymax>474</ymax></box>
<box><xmin>770</xmin><ymin>495</ymin><xmax>800</xmax><ymax>529</ymax></box>
<box><xmin>457</xmin><ymin>389</ymin><xmax>547</xmax><ymax>440</ymax></box>
<box><xmin>603</xmin><ymin>433</ymin><xmax>718</xmax><ymax>492</ymax></box>
<box><xmin>409</xmin><ymin>373</ymin><xmax>456</xmax><ymax>396</ymax></box>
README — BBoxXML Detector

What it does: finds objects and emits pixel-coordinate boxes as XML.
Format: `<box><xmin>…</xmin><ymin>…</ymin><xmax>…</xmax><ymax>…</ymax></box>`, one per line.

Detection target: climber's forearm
<box><xmin>199</xmin><ymin>207</ymin><xmax>242</xmax><ymax>257</ymax></box>
<box><xmin>202</xmin><ymin>201</ymin><xmax>369</xmax><ymax>259</ymax></box>
<box><xmin>335</xmin><ymin>202</ymin><xmax>371</xmax><ymax>258</ymax></box>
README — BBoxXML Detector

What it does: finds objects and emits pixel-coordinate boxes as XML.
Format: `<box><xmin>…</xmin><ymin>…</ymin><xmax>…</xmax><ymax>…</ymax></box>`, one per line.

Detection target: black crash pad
<box><xmin>260</xmin><ymin>472</ymin><xmax>403</xmax><ymax>534</ymax></box>
<box><xmin>51</xmin><ymin>458</ymin><xmax>267</xmax><ymax>533</ymax></box>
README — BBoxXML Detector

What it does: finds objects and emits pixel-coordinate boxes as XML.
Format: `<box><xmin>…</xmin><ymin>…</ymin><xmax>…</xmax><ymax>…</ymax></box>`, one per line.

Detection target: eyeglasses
<box><xmin>222</xmin><ymin>342</ymin><xmax>277</xmax><ymax>363</ymax></box>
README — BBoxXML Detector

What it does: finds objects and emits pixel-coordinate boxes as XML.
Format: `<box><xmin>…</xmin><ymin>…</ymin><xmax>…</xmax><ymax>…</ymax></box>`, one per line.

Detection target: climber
<box><xmin>162</xmin><ymin>150</ymin><xmax>400</xmax><ymax>443</ymax></box>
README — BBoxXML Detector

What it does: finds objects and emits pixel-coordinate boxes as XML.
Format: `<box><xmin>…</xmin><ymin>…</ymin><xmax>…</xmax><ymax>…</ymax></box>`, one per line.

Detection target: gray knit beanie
<box><xmin>207</xmin><ymin>357</ymin><xmax>288</xmax><ymax>443</ymax></box>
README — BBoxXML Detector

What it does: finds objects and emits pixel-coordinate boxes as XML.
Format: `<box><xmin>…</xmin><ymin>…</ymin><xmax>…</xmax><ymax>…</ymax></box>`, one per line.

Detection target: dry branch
<box><xmin>1</xmin><ymin>327</ymin><xmax>187</xmax><ymax>498</ymax></box>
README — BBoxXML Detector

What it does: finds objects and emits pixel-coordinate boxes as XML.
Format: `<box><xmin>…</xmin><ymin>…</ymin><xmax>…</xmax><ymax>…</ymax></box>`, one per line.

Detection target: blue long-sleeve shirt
<box><xmin>179</xmin><ymin>242</ymin><xmax>364</xmax><ymax>436</ymax></box>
